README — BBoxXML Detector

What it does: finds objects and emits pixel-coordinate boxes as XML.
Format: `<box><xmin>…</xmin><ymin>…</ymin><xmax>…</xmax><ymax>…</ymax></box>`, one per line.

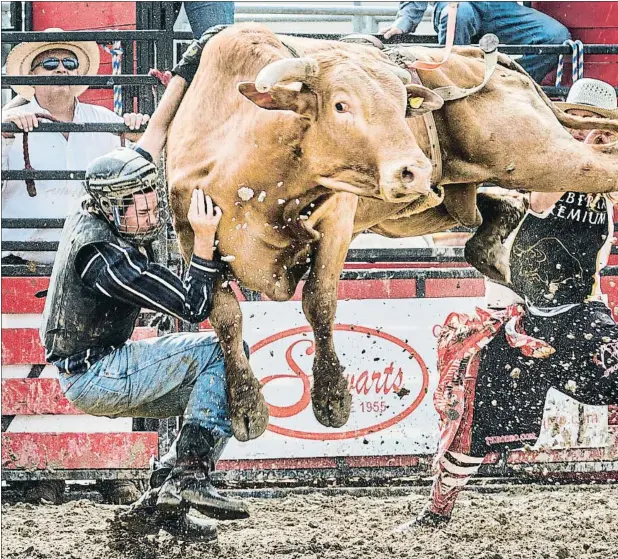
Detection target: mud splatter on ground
<box><xmin>2</xmin><ymin>484</ymin><xmax>616</xmax><ymax>559</ymax></box>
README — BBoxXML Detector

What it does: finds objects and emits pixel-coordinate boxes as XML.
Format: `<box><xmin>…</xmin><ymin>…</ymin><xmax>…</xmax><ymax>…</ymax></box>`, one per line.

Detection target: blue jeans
<box><xmin>58</xmin><ymin>332</ymin><xmax>232</xmax><ymax>438</ymax></box>
<box><xmin>433</xmin><ymin>2</ymin><xmax>570</xmax><ymax>83</ymax></box>
<box><xmin>184</xmin><ymin>1</ymin><xmax>235</xmax><ymax>39</ymax></box>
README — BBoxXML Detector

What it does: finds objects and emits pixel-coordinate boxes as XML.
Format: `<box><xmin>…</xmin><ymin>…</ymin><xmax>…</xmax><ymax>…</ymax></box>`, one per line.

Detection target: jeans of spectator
<box><xmin>433</xmin><ymin>1</ymin><xmax>570</xmax><ymax>83</ymax></box>
<box><xmin>184</xmin><ymin>1</ymin><xmax>234</xmax><ymax>39</ymax></box>
<box><xmin>58</xmin><ymin>332</ymin><xmax>232</xmax><ymax>438</ymax></box>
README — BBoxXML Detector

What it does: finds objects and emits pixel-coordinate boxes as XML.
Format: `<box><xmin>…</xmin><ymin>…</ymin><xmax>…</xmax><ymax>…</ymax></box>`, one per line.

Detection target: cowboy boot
<box><xmin>117</xmin><ymin>487</ymin><xmax>217</xmax><ymax>542</ymax></box>
<box><xmin>392</xmin><ymin>503</ymin><xmax>450</xmax><ymax>533</ymax></box>
<box><xmin>156</xmin><ymin>423</ymin><xmax>249</xmax><ymax>520</ymax></box>
<box><xmin>117</xmin><ymin>453</ymin><xmax>217</xmax><ymax>542</ymax></box>
<box><xmin>97</xmin><ymin>480</ymin><xmax>142</xmax><ymax>505</ymax></box>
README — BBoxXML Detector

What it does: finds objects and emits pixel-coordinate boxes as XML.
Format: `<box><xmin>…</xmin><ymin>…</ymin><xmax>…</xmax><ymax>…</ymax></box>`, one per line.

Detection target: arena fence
<box><xmin>2</xmin><ymin>23</ymin><xmax>618</xmax><ymax>485</ymax></box>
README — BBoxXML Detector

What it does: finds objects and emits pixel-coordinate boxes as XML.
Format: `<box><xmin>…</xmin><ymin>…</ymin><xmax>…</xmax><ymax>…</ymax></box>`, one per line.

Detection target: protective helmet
<box><xmin>84</xmin><ymin>147</ymin><xmax>168</xmax><ymax>245</ymax></box>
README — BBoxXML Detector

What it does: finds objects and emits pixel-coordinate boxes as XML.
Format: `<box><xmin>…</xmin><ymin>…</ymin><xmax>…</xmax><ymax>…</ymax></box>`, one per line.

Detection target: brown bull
<box><xmin>167</xmin><ymin>24</ymin><xmax>618</xmax><ymax>441</ymax></box>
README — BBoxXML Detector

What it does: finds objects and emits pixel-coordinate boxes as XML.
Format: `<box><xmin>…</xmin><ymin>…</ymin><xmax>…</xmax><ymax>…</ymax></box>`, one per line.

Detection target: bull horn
<box><xmin>255</xmin><ymin>58</ymin><xmax>319</xmax><ymax>92</ymax></box>
<box><xmin>380</xmin><ymin>63</ymin><xmax>412</xmax><ymax>85</ymax></box>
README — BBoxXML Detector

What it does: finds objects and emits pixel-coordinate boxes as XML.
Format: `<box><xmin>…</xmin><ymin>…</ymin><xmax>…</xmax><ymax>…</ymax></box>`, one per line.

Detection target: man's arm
<box><xmin>135</xmin><ymin>27</ymin><xmax>220</xmax><ymax>160</ymax></box>
<box><xmin>380</xmin><ymin>2</ymin><xmax>428</xmax><ymax>38</ymax></box>
<box><xmin>395</xmin><ymin>2</ymin><xmax>429</xmax><ymax>33</ymax></box>
<box><xmin>135</xmin><ymin>76</ymin><xmax>188</xmax><ymax>161</ymax></box>
<box><xmin>75</xmin><ymin>241</ymin><xmax>223</xmax><ymax>323</ymax></box>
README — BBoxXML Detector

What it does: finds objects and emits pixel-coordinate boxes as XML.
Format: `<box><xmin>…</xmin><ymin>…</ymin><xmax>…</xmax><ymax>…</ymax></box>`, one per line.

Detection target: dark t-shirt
<box><xmin>509</xmin><ymin>192</ymin><xmax>611</xmax><ymax>307</ymax></box>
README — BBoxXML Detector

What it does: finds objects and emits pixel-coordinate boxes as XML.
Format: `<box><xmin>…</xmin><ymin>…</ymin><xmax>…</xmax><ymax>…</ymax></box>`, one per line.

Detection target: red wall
<box><xmin>32</xmin><ymin>2</ymin><xmax>136</xmax><ymax>109</ymax></box>
<box><xmin>533</xmin><ymin>2</ymin><xmax>618</xmax><ymax>86</ymax></box>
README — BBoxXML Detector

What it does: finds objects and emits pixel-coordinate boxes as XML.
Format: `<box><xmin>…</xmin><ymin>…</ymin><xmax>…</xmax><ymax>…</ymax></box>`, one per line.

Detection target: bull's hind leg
<box><xmin>209</xmin><ymin>279</ymin><xmax>269</xmax><ymax>441</ymax></box>
<box><xmin>464</xmin><ymin>191</ymin><xmax>528</xmax><ymax>284</ymax></box>
<box><xmin>302</xmin><ymin>193</ymin><xmax>357</xmax><ymax>428</ymax></box>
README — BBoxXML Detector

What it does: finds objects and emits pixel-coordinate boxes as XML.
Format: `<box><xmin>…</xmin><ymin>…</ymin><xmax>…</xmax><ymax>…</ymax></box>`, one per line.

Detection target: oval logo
<box><xmin>250</xmin><ymin>324</ymin><xmax>430</xmax><ymax>440</ymax></box>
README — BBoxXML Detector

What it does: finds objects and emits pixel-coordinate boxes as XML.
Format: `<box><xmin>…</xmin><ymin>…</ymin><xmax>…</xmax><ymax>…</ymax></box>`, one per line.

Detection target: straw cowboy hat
<box><xmin>5</xmin><ymin>28</ymin><xmax>100</xmax><ymax>101</ymax></box>
<box><xmin>555</xmin><ymin>78</ymin><xmax>618</xmax><ymax>119</ymax></box>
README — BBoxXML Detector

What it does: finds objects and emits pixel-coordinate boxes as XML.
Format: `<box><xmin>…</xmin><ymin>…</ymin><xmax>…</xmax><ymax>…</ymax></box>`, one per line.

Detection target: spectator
<box><xmin>1</xmin><ymin>30</ymin><xmax>148</xmax><ymax>506</ymax></box>
<box><xmin>380</xmin><ymin>2</ymin><xmax>570</xmax><ymax>83</ymax></box>
<box><xmin>2</xmin><ymin>29</ymin><xmax>149</xmax><ymax>266</ymax></box>
<box><xmin>174</xmin><ymin>1</ymin><xmax>234</xmax><ymax>39</ymax></box>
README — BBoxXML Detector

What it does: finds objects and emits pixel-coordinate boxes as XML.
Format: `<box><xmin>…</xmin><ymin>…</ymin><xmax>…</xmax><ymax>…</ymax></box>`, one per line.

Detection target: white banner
<box><xmin>223</xmin><ymin>298</ymin><xmax>483</xmax><ymax>460</ymax></box>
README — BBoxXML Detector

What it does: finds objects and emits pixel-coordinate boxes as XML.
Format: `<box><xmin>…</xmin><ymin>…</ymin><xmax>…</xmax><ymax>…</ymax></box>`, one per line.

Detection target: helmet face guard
<box><xmin>85</xmin><ymin>147</ymin><xmax>169</xmax><ymax>245</ymax></box>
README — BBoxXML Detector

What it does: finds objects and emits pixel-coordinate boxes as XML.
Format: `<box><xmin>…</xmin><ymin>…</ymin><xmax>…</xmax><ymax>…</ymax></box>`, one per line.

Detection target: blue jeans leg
<box><xmin>435</xmin><ymin>2</ymin><xmax>482</xmax><ymax>45</ymax></box>
<box><xmin>481</xmin><ymin>2</ymin><xmax>571</xmax><ymax>83</ymax></box>
<box><xmin>184</xmin><ymin>1</ymin><xmax>235</xmax><ymax>39</ymax></box>
<box><xmin>59</xmin><ymin>332</ymin><xmax>232</xmax><ymax>438</ymax></box>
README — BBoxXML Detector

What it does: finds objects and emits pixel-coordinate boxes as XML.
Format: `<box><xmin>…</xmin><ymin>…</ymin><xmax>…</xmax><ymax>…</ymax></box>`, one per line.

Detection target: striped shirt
<box><xmin>54</xmin><ymin>241</ymin><xmax>223</xmax><ymax>375</ymax></box>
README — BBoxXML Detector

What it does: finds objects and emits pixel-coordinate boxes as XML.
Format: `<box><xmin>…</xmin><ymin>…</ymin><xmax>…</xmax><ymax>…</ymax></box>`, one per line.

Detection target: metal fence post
<box><xmin>352</xmin><ymin>1</ymin><xmax>363</xmax><ymax>32</ymax></box>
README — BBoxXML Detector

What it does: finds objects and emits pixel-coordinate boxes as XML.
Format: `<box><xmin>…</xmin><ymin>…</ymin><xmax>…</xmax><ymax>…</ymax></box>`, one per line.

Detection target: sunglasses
<box><xmin>31</xmin><ymin>57</ymin><xmax>79</xmax><ymax>71</ymax></box>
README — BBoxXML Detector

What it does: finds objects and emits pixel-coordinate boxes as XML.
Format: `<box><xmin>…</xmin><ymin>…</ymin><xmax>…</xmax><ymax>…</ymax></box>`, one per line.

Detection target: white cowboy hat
<box><xmin>555</xmin><ymin>78</ymin><xmax>618</xmax><ymax>119</ymax></box>
<box><xmin>5</xmin><ymin>28</ymin><xmax>100</xmax><ymax>101</ymax></box>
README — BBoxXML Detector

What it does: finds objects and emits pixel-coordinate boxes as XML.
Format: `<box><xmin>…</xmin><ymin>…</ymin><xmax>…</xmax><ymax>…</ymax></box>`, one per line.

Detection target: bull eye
<box><xmin>334</xmin><ymin>102</ymin><xmax>348</xmax><ymax>113</ymax></box>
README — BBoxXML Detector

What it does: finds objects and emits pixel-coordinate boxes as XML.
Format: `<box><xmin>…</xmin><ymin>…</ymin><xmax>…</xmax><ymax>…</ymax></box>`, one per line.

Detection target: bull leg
<box><xmin>209</xmin><ymin>278</ymin><xmax>269</xmax><ymax>441</ymax></box>
<box><xmin>443</xmin><ymin>184</ymin><xmax>482</xmax><ymax>228</ymax></box>
<box><xmin>302</xmin><ymin>193</ymin><xmax>358</xmax><ymax>428</ymax></box>
<box><xmin>370</xmin><ymin>204</ymin><xmax>458</xmax><ymax>237</ymax></box>
<box><xmin>169</xmin><ymin>188</ymin><xmax>195</xmax><ymax>263</ymax></box>
<box><xmin>464</xmin><ymin>192</ymin><xmax>528</xmax><ymax>284</ymax></box>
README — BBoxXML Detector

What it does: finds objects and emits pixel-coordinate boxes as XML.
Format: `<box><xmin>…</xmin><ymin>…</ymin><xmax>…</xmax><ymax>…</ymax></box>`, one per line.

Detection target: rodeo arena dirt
<box><xmin>1</xmin><ymin>2</ymin><xmax>618</xmax><ymax>559</ymax></box>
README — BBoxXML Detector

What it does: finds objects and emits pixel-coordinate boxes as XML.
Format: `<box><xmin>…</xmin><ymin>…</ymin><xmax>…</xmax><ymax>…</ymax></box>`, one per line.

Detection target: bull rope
<box><xmin>555</xmin><ymin>39</ymin><xmax>584</xmax><ymax>89</ymax></box>
<box><xmin>22</xmin><ymin>113</ymin><xmax>60</xmax><ymax>197</ymax></box>
<box><xmin>407</xmin><ymin>2</ymin><xmax>459</xmax><ymax>71</ymax></box>
<box><xmin>103</xmin><ymin>42</ymin><xmax>124</xmax><ymax>115</ymax></box>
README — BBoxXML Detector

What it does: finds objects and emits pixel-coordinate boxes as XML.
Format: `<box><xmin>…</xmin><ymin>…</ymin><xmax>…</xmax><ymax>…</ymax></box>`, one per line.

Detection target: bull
<box><xmin>166</xmin><ymin>24</ymin><xmax>618</xmax><ymax>441</ymax></box>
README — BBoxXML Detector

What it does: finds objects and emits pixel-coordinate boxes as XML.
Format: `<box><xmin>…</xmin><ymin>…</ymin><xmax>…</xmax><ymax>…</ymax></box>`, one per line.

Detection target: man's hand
<box><xmin>123</xmin><ymin>112</ymin><xmax>150</xmax><ymax>131</ymax></box>
<box><xmin>188</xmin><ymin>189</ymin><xmax>222</xmax><ymax>260</ymax></box>
<box><xmin>379</xmin><ymin>24</ymin><xmax>405</xmax><ymax>40</ymax></box>
<box><xmin>2</xmin><ymin>112</ymin><xmax>39</xmax><ymax>137</ymax></box>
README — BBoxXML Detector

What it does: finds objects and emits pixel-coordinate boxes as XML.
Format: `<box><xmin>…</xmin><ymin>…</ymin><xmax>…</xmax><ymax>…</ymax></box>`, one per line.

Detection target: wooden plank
<box><xmin>337</xmin><ymin>279</ymin><xmax>417</xmax><ymax>300</ymax></box>
<box><xmin>1</xmin><ymin>328</ymin><xmax>46</xmax><ymax>365</ymax></box>
<box><xmin>425</xmin><ymin>278</ymin><xmax>485</xmax><ymax>298</ymax></box>
<box><xmin>218</xmin><ymin>455</ymin><xmax>424</xmax><ymax>471</ymax></box>
<box><xmin>1</xmin><ymin>277</ymin><xmax>50</xmax><ymax>314</ymax></box>
<box><xmin>218</xmin><ymin>457</ymin><xmax>338</xmax><ymax>471</ymax></box>
<box><xmin>1</xmin><ymin>327</ymin><xmax>158</xmax><ymax>365</ymax></box>
<box><xmin>2</xmin><ymin>378</ymin><xmax>82</xmax><ymax>416</ymax></box>
<box><xmin>1</xmin><ymin>432</ymin><xmax>157</xmax><ymax>470</ymax></box>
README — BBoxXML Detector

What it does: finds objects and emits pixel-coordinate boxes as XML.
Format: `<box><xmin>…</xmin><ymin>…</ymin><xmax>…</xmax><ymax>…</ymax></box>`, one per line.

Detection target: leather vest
<box><xmin>40</xmin><ymin>201</ymin><xmax>141</xmax><ymax>359</ymax></box>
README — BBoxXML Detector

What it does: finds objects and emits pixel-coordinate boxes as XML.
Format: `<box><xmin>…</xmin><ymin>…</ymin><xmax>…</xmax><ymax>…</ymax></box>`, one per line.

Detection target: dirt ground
<box><xmin>2</xmin><ymin>484</ymin><xmax>617</xmax><ymax>559</ymax></box>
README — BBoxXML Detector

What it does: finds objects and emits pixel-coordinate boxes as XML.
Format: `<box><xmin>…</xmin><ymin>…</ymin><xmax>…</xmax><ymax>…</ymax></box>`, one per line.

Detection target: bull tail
<box><xmin>496</xmin><ymin>52</ymin><xmax>618</xmax><ymax>134</ymax></box>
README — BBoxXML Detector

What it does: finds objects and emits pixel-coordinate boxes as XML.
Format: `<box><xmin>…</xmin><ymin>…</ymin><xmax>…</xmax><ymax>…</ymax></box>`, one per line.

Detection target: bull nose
<box><xmin>380</xmin><ymin>158</ymin><xmax>433</xmax><ymax>202</ymax></box>
<box><xmin>400</xmin><ymin>163</ymin><xmax>432</xmax><ymax>192</ymax></box>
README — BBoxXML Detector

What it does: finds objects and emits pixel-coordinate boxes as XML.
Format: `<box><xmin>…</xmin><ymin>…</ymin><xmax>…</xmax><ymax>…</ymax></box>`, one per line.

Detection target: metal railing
<box><xmin>2</xmin><ymin>23</ymin><xmax>618</xmax><ymax>281</ymax></box>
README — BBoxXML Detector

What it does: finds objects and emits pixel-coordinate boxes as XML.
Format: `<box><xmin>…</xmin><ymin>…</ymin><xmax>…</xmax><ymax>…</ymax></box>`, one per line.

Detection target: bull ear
<box><xmin>238</xmin><ymin>82</ymin><xmax>317</xmax><ymax>118</ymax></box>
<box><xmin>405</xmin><ymin>84</ymin><xmax>444</xmax><ymax>117</ymax></box>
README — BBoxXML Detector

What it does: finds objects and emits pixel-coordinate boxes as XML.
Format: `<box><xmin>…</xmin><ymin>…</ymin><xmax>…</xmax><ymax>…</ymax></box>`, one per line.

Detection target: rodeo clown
<box><xmin>40</xmin><ymin>146</ymin><xmax>249</xmax><ymax>540</ymax></box>
<box><xmin>396</xmin><ymin>78</ymin><xmax>618</xmax><ymax>530</ymax></box>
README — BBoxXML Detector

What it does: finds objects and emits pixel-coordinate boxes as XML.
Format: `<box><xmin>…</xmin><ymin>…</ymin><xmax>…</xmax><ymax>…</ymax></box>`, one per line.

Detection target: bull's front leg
<box><xmin>302</xmin><ymin>193</ymin><xmax>358</xmax><ymax>428</ymax></box>
<box><xmin>209</xmin><ymin>278</ymin><xmax>269</xmax><ymax>441</ymax></box>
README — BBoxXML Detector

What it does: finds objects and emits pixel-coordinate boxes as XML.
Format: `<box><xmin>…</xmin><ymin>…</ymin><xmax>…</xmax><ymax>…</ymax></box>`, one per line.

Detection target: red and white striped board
<box><xmin>1</xmin><ymin>277</ymin><xmax>158</xmax><ymax>474</ymax></box>
<box><xmin>2</xmin><ymin>269</ymin><xmax>618</xmax><ymax>478</ymax></box>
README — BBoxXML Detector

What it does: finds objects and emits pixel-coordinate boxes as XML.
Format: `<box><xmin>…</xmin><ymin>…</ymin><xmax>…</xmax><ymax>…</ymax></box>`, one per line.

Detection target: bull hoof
<box><xmin>229</xmin><ymin>377</ymin><xmax>269</xmax><ymax>442</ymax></box>
<box><xmin>465</xmin><ymin>237</ymin><xmax>512</xmax><ymax>284</ymax></box>
<box><xmin>311</xmin><ymin>373</ymin><xmax>352</xmax><ymax>428</ymax></box>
